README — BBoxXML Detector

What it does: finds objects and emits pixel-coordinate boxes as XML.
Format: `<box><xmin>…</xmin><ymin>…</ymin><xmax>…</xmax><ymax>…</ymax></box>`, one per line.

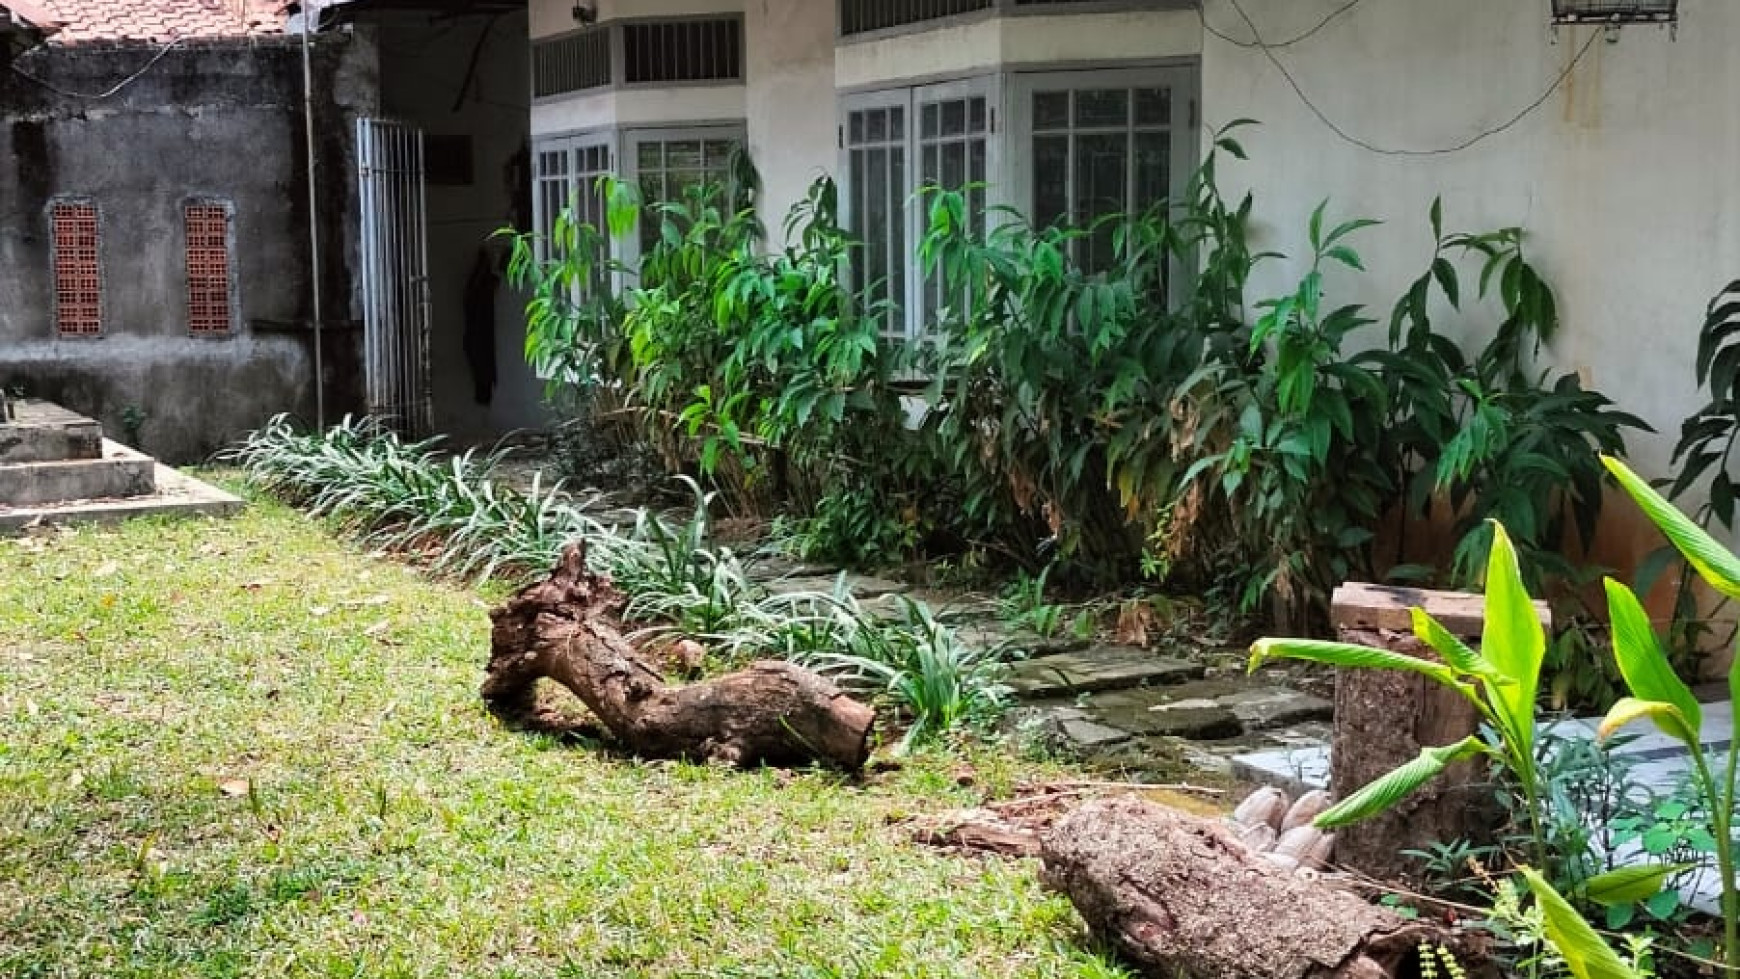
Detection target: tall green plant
<box><xmin>1598</xmin><ymin>455</ymin><xmax>1740</xmax><ymax>975</ymax></box>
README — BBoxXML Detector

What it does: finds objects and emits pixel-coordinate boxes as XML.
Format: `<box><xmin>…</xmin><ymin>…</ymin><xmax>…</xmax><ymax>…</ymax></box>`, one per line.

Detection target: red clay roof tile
<box><xmin>18</xmin><ymin>0</ymin><xmax>290</xmax><ymax>44</ymax></box>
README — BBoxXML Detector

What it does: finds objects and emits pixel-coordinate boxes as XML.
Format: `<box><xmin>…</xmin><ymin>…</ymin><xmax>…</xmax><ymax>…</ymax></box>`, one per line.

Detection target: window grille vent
<box><xmin>1551</xmin><ymin>0</ymin><xmax>1675</xmax><ymax>22</ymax></box>
<box><xmin>839</xmin><ymin>0</ymin><xmax>994</xmax><ymax>36</ymax></box>
<box><xmin>533</xmin><ymin>28</ymin><xmax>611</xmax><ymax>97</ymax></box>
<box><xmin>184</xmin><ymin>202</ymin><xmax>233</xmax><ymax>336</ymax></box>
<box><xmin>49</xmin><ymin>200</ymin><xmax>100</xmax><ymax>337</ymax></box>
<box><xmin>623</xmin><ymin>18</ymin><xmax>742</xmax><ymax>84</ymax></box>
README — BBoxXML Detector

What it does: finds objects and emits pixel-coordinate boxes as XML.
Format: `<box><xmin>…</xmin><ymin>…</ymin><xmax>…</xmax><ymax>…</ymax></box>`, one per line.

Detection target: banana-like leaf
<box><xmin>1411</xmin><ymin>607</ymin><xmax>1509</xmax><ymax>684</ymax></box>
<box><xmin>1582</xmin><ymin>863</ymin><xmax>1695</xmax><ymax>907</ymax></box>
<box><xmin>1313</xmin><ymin>736</ymin><xmax>1487</xmax><ymax>829</ymax></box>
<box><xmin>1603</xmin><ymin>577</ymin><xmax>1702</xmax><ymax>738</ymax></box>
<box><xmin>1481</xmin><ymin>523</ymin><xmax>1544</xmax><ymax>761</ymax></box>
<box><xmin>1249</xmin><ymin>638</ymin><xmax>1459</xmax><ymax>689</ymax></box>
<box><xmin>1603</xmin><ymin>455</ymin><xmax>1740</xmax><ymax>600</ymax></box>
<box><xmin>1598</xmin><ymin>697</ymin><xmax>1700</xmax><ymax>751</ymax></box>
<box><xmin>1521</xmin><ymin>869</ymin><xmax>1644</xmax><ymax>979</ymax></box>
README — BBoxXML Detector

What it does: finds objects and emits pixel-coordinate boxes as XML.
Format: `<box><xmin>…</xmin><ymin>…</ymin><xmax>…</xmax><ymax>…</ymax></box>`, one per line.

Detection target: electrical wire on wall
<box><xmin>1199</xmin><ymin>0</ymin><xmax>1606</xmax><ymax>157</ymax></box>
<box><xmin>9</xmin><ymin>35</ymin><xmax>186</xmax><ymax>99</ymax></box>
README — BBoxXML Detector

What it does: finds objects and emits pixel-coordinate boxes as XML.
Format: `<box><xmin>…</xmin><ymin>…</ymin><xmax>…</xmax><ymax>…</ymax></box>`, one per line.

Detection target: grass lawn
<box><xmin>0</xmin><ymin>491</ymin><xmax>1131</xmax><ymax>978</ymax></box>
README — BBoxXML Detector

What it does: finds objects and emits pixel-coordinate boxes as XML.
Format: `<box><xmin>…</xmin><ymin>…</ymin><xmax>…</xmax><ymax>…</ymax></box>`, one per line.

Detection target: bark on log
<box><xmin>481</xmin><ymin>542</ymin><xmax>876</xmax><ymax>770</ymax></box>
<box><xmin>1041</xmin><ymin>797</ymin><xmax>1490</xmax><ymax>979</ymax></box>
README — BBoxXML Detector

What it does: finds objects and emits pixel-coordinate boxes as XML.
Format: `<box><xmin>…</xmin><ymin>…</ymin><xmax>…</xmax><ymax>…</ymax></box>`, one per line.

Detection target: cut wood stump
<box><xmin>1328</xmin><ymin>584</ymin><xmax>1551</xmax><ymax>883</ymax></box>
<box><xmin>481</xmin><ymin>542</ymin><xmax>876</xmax><ymax>770</ymax></box>
<box><xmin>1041</xmin><ymin>797</ymin><xmax>1491</xmax><ymax>979</ymax></box>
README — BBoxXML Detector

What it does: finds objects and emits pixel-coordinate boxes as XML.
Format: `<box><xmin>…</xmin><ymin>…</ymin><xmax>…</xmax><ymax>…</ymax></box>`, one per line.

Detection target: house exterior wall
<box><xmin>0</xmin><ymin>33</ymin><xmax>379</xmax><ymax>463</ymax></box>
<box><xmin>1200</xmin><ymin>0</ymin><xmax>1728</xmax><ymax>481</ymax></box>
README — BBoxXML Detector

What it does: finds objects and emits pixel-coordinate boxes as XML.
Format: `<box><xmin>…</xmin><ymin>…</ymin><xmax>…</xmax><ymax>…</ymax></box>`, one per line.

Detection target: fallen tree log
<box><xmin>481</xmin><ymin>542</ymin><xmax>876</xmax><ymax>770</ymax></box>
<box><xmin>1041</xmin><ymin>797</ymin><xmax>1490</xmax><ymax>979</ymax></box>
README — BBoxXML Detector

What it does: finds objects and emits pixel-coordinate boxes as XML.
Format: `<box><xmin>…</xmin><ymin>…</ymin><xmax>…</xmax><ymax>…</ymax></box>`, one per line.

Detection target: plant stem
<box><xmin>1689</xmin><ymin>750</ymin><xmax>1736</xmax><ymax>976</ymax></box>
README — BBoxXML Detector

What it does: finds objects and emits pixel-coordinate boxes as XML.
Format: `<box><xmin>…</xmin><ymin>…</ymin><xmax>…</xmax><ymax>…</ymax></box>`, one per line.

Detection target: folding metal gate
<box><xmin>356</xmin><ymin>118</ymin><xmax>433</xmax><ymax>437</ymax></box>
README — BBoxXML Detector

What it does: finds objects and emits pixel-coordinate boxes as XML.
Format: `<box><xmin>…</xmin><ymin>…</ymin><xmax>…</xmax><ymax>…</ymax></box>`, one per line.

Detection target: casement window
<box><xmin>49</xmin><ymin>199</ymin><xmax>101</xmax><ymax>337</ymax></box>
<box><xmin>184</xmin><ymin>200</ymin><xmax>235</xmax><ymax>336</ymax></box>
<box><xmin>841</xmin><ymin>78</ymin><xmax>997</xmax><ymax>342</ymax></box>
<box><xmin>530</xmin><ymin>124</ymin><xmax>745</xmax><ymax>285</ymax></box>
<box><xmin>1010</xmin><ymin>67</ymin><xmax>1197</xmax><ymax>275</ymax></box>
<box><xmin>838</xmin><ymin>0</ymin><xmax>1181</xmax><ymax>38</ymax></box>
<box><xmin>625</xmin><ymin>128</ymin><xmax>743</xmax><ymax>259</ymax></box>
<box><xmin>532</xmin><ymin>136</ymin><xmax>614</xmax><ymax>297</ymax></box>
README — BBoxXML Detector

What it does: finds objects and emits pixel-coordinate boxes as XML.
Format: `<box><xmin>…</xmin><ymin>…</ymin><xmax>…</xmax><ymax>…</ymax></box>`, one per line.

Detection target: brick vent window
<box><xmin>184</xmin><ymin>203</ymin><xmax>234</xmax><ymax>335</ymax></box>
<box><xmin>50</xmin><ymin>201</ymin><xmax>101</xmax><ymax>337</ymax></box>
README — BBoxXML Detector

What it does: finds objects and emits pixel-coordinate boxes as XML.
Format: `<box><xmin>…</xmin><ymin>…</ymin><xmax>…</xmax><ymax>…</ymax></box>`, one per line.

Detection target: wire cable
<box><xmin>1199</xmin><ymin>0</ymin><xmax>1365</xmax><ymax>49</ymax></box>
<box><xmin>1208</xmin><ymin>0</ymin><xmax>1604</xmax><ymax>157</ymax></box>
<box><xmin>9</xmin><ymin>36</ymin><xmax>186</xmax><ymax>99</ymax></box>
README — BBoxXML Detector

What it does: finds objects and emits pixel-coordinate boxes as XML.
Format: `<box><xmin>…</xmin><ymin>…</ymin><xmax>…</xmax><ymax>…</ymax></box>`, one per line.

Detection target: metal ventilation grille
<box><xmin>184</xmin><ymin>203</ymin><xmax>233</xmax><ymax>335</ymax></box>
<box><xmin>49</xmin><ymin>201</ymin><xmax>101</xmax><ymax>337</ymax></box>
<box><xmin>532</xmin><ymin>28</ymin><xmax>611</xmax><ymax>97</ymax></box>
<box><xmin>839</xmin><ymin>0</ymin><xmax>994</xmax><ymax>36</ymax></box>
<box><xmin>623</xmin><ymin>18</ymin><xmax>742</xmax><ymax>84</ymax></box>
<box><xmin>1551</xmin><ymin>0</ymin><xmax>1676</xmax><ymax>21</ymax></box>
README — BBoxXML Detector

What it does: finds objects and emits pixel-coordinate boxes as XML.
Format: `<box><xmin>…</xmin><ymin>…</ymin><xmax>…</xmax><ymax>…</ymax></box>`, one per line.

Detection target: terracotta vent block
<box><xmin>50</xmin><ymin>201</ymin><xmax>101</xmax><ymax>337</ymax></box>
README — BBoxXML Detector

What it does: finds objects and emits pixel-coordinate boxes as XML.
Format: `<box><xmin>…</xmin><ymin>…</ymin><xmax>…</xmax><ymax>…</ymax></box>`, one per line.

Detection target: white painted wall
<box><xmin>835</xmin><ymin>8</ymin><xmax>1200</xmax><ymax>89</ymax></box>
<box><xmin>744</xmin><ymin>0</ymin><xmax>837</xmax><ymax>236</ymax></box>
<box><xmin>1199</xmin><ymin>0</ymin><xmax>1734</xmax><ymax>486</ymax></box>
<box><xmin>531</xmin><ymin>84</ymin><xmax>747</xmax><ymax>135</ymax></box>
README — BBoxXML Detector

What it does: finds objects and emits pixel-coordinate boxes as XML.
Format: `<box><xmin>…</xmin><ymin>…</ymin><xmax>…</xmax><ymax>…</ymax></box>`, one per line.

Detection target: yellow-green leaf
<box><xmin>1603</xmin><ymin>577</ymin><xmax>1701</xmax><ymax>738</ymax></box>
<box><xmin>1598</xmin><ymin>697</ymin><xmax>1699</xmax><ymax>751</ymax></box>
<box><xmin>1603</xmin><ymin>455</ymin><xmax>1740</xmax><ymax>600</ymax></box>
<box><xmin>1313</xmin><ymin>736</ymin><xmax>1487</xmax><ymax>829</ymax></box>
<box><xmin>1249</xmin><ymin>638</ymin><xmax>1458</xmax><ymax>689</ymax></box>
<box><xmin>1411</xmin><ymin>607</ymin><xmax>1508</xmax><ymax>683</ymax></box>
<box><xmin>1481</xmin><ymin>522</ymin><xmax>1544</xmax><ymax>760</ymax></box>
<box><xmin>1522</xmin><ymin>869</ymin><xmax>1644</xmax><ymax>979</ymax></box>
<box><xmin>1582</xmin><ymin>863</ymin><xmax>1694</xmax><ymax>907</ymax></box>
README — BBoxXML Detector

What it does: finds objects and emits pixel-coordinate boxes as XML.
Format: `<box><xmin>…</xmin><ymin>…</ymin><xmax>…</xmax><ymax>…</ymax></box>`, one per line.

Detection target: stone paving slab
<box><xmin>1081</xmin><ymin>686</ymin><xmax>1244</xmax><ymax>739</ymax></box>
<box><xmin>764</xmin><ymin>573</ymin><xmax>910</xmax><ymax>600</ymax></box>
<box><xmin>1006</xmin><ymin>645</ymin><xmax>1204</xmax><ymax>697</ymax></box>
<box><xmin>954</xmin><ymin>622</ymin><xmax>1089</xmax><ymax>657</ymax></box>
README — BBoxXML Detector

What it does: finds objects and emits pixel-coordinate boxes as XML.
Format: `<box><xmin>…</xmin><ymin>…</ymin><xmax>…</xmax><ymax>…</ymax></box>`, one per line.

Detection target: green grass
<box><xmin>0</xmin><ymin>494</ymin><xmax>1128</xmax><ymax>978</ymax></box>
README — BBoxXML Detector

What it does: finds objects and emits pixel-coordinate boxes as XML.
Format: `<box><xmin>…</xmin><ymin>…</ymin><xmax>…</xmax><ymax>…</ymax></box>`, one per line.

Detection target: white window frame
<box><xmin>530</xmin><ymin>130</ymin><xmax>616</xmax><ymax>296</ymax></box>
<box><xmin>1007</xmin><ymin>65</ymin><xmax>1199</xmax><ymax>279</ymax></box>
<box><xmin>619</xmin><ymin>123</ymin><xmax>747</xmax><ymax>272</ymax></box>
<box><xmin>840</xmin><ymin>74</ymin><xmax>1001</xmax><ymax>345</ymax></box>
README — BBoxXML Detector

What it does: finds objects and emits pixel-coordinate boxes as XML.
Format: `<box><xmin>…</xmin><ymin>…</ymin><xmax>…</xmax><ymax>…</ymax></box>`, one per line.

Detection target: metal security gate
<box><xmin>356</xmin><ymin>118</ymin><xmax>433</xmax><ymax>436</ymax></box>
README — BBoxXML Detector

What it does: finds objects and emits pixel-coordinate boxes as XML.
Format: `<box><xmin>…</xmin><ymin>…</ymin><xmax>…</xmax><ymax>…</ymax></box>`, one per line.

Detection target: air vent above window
<box><xmin>839</xmin><ymin>0</ymin><xmax>994</xmax><ymax>37</ymax></box>
<box><xmin>533</xmin><ymin>28</ymin><xmax>610</xmax><ymax>98</ymax></box>
<box><xmin>623</xmin><ymin>18</ymin><xmax>742</xmax><ymax>84</ymax></box>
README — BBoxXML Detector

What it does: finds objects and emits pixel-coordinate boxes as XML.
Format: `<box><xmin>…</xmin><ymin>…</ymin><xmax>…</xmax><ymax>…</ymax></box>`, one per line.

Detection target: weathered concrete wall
<box><xmin>0</xmin><ymin>32</ymin><xmax>379</xmax><ymax>463</ymax></box>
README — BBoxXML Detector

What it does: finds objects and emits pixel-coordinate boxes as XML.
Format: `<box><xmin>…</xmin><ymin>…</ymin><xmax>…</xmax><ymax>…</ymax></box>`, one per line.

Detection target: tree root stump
<box><xmin>481</xmin><ymin>543</ymin><xmax>876</xmax><ymax>770</ymax></box>
<box><xmin>1040</xmin><ymin>797</ymin><xmax>1491</xmax><ymax>979</ymax></box>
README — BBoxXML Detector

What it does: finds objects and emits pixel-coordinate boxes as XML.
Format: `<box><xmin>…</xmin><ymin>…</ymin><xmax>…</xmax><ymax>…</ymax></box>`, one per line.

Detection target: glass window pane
<box><xmin>941</xmin><ymin>99</ymin><xmax>966</xmax><ymax>137</ymax></box>
<box><xmin>1076</xmin><ymin>132</ymin><xmax>1127</xmax><ymax>273</ymax></box>
<box><xmin>1135</xmin><ymin>88</ymin><xmax>1171</xmax><ymax>127</ymax></box>
<box><xmin>969</xmin><ymin>138</ymin><xmax>986</xmax><ymax>185</ymax></box>
<box><xmin>867</xmin><ymin>109</ymin><xmax>887</xmax><ymax>142</ymax></box>
<box><xmin>849</xmin><ymin>111</ymin><xmax>865</xmax><ymax>145</ymax></box>
<box><xmin>665</xmin><ymin>140</ymin><xmax>702</xmax><ymax>170</ymax></box>
<box><xmin>1033</xmin><ymin>91</ymin><xmax>1070</xmax><ymax>131</ymax></box>
<box><xmin>1135</xmin><ymin>131</ymin><xmax>1170</xmax><ymax>212</ymax></box>
<box><xmin>890</xmin><ymin>105</ymin><xmax>905</xmax><ymax>140</ymax></box>
<box><xmin>941</xmin><ymin>141</ymin><xmax>965</xmax><ymax>190</ymax></box>
<box><xmin>865</xmin><ymin>146</ymin><xmax>889</xmax><ymax>318</ymax></box>
<box><xmin>890</xmin><ymin>145</ymin><xmax>906</xmax><ymax>338</ymax></box>
<box><xmin>922</xmin><ymin>144</ymin><xmax>939</xmax><ymax>186</ymax></box>
<box><xmin>1075</xmin><ymin>89</ymin><xmax>1127</xmax><ymax>128</ymax></box>
<box><xmin>922</xmin><ymin>102</ymin><xmax>939</xmax><ymax>139</ymax></box>
<box><xmin>969</xmin><ymin>97</ymin><xmax>987</xmax><ymax>134</ymax></box>
<box><xmin>637</xmin><ymin>141</ymin><xmax>663</xmax><ymax>171</ymax></box>
<box><xmin>704</xmin><ymin>140</ymin><xmax>735</xmax><ymax>165</ymax></box>
<box><xmin>1033</xmin><ymin>134</ymin><xmax>1069</xmax><ymax>230</ymax></box>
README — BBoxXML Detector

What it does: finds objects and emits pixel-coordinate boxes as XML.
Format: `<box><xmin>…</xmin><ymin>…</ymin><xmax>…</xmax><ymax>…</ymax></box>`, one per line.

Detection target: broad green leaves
<box><xmin>1314</xmin><ymin>736</ymin><xmax>1487</xmax><ymax>829</ymax></box>
<box><xmin>1602</xmin><ymin>455</ymin><xmax>1740</xmax><ymax>600</ymax></box>
<box><xmin>1248</xmin><ymin>638</ymin><xmax>1460</xmax><ymax>689</ymax></box>
<box><xmin>1522</xmin><ymin>870</ymin><xmax>1645</xmax><ymax>979</ymax></box>
<box><xmin>1602</xmin><ymin>577</ymin><xmax>1702</xmax><ymax>740</ymax></box>
<box><xmin>1481</xmin><ymin>523</ymin><xmax>1545</xmax><ymax>762</ymax></box>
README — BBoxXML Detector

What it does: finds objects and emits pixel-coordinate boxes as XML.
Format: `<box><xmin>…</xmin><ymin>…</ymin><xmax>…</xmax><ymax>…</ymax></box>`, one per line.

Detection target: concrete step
<box><xmin>0</xmin><ymin>439</ymin><xmax>155</xmax><ymax>506</ymax></box>
<box><xmin>0</xmin><ymin>399</ymin><xmax>103</xmax><ymax>464</ymax></box>
<box><xmin>0</xmin><ymin>463</ymin><xmax>241</xmax><ymax>533</ymax></box>
<box><xmin>1007</xmin><ymin>645</ymin><xmax>1204</xmax><ymax>697</ymax></box>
